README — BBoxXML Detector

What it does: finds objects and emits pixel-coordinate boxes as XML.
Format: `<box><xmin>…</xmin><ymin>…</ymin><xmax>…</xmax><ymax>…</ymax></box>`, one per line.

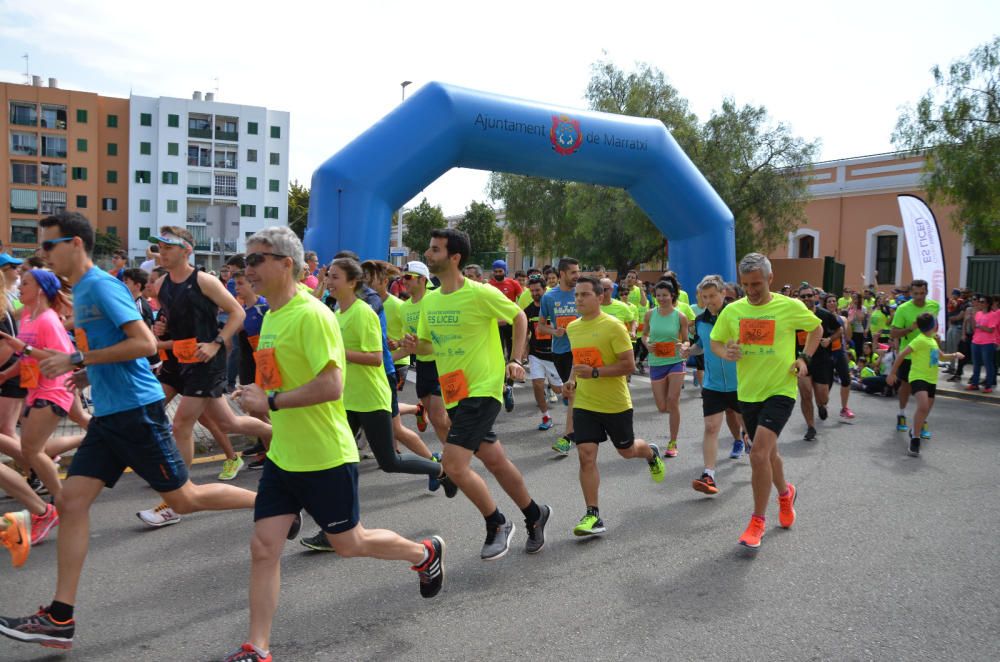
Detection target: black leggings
<box><xmin>347</xmin><ymin>409</ymin><xmax>440</xmax><ymax>477</ymax></box>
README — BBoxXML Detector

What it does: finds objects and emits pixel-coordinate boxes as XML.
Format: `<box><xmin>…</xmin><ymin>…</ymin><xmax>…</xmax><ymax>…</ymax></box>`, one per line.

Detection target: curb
<box><xmin>934</xmin><ymin>386</ymin><xmax>998</xmax><ymax>404</ymax></box>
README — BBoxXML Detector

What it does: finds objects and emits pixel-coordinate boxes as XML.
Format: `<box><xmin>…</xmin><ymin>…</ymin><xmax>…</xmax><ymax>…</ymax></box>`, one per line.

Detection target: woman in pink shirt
<box><xmin>968</xmin><ymin>294</ymin><xmax>998</xmax><ymax>393</ymax></box>
<box><xmin>0</xmin><ymin>269</ymin><xmax>75</xmax><ymax>498</ymax></box>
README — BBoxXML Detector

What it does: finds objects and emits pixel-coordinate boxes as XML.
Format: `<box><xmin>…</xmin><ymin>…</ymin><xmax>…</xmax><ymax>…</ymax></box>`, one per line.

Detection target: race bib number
<box><xmin>796</xmin><ymin>330</ymin><xmax>807</xmax><ymax>346</ymax></box>
<box><xmin>831</xmin><ymin>338</ymin><xmax>842</xmax><ymax>351</ymax></box>
<box><xmin>253</xmin><ymin>348</ymin><xmax>283</xmax><ymax>391</ymax></box>
<box><xmin>739</xmin><ymin>319</ymin><xmax>775</xmax><ymax>346</ymax></box>
<box><xmin>248</xmin><ymin>335</ymin><xmax>260</xmax><ymax>351</ymax></box>
<box><xmin>653</xmin><ymin>341</ymin><xmax>676</xmax><ymax>358</ymax></box>
<box><xmin>532</xmin><ymin>322</ymin><xmax>551</xmax><ymax>340</ymax></box>
<box><xmin>20</xmin><ymin>361</ymin><xmax>40</xmax><ymax>389</ymax></box>
<box><xmin>172</xmin><ymin>337</ymin><xmax>199</xmax><ymax>364</ymax></box>
<box><xmin>439</xmin><ymin>369</ymin><xmax>469</xmax><ymax>405</ymax></box>
<box><xmin>572</xmin><ymin>347</ymin><xmax>604</xmax><ymax>368</ymax></box>
<box><xmin>556</xmin><ymin>316</ymin><xmax>576</xmax><ymax>330</ymax></box>
<box><xmin>73</xmin><ymin>328</ymin><xmax>89</xmax><ymax>352</ymax></box>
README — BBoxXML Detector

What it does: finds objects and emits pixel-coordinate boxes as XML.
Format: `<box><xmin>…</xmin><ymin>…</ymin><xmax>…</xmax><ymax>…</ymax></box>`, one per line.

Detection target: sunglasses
<box><xmin>41</xmin><ymin>236</ymin><xmax>74</xmax><ymax>252</ymax></box>
<box><xmin>245</xmin><ymin>252</ymin><xmax>287</xmax><ymax>267</ymax></box>
<box><xmin>799</xmin><ymin>293</ymin><xmax>814</xmax><ymax>299</ymax></box>
<box><xmin>151</xmin><ymin>235</ymin><xmax>190</xmax><ymax>248</ymax></box>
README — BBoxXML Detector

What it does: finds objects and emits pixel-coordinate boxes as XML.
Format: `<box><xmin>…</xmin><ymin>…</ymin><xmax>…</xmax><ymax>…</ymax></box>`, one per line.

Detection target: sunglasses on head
<box><xmin>245</xmin><ymin>252</ymin><xmax>287</xmax><ymax>267</ymax></box>
<box><xmin>41</xmin><ymin>236</ymin><xmax>74</xmax><ymax>252</ymax></box>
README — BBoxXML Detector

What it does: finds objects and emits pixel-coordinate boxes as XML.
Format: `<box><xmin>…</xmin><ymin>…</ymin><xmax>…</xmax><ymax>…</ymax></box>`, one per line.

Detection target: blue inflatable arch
<box><xmin>305</xmin><ymin>82</ymin><xmax>736</xmax><ymax>288</ymax></box>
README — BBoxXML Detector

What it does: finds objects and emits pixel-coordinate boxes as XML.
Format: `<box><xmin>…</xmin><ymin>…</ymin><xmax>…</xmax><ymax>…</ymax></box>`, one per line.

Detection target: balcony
<box><xmin>186</xmin><ymin>225</ymin><xmax>213</xmax><ymax>251</ymax></box>
<box><xmin>10</xmin><ymin>105</ymin><xmax>37</xmax><ymax>127</ymax></box>
<box><xmin>189</xmin><ymin>113</ymin><xmax>213</xmax><ymax>140</ymax></box>
<box><xmin>214</xmin><ymin>129</ymin><xmax>238</xmax><ymax>142</ymax></box>
<box><xmin>189</xmin><ymin>127</ymin><xmax>212</xmax><ymax>139</ymax></box>
<box><xmin>187</xmin><ymin>185</ymin><xmax>211</xmax><ymax>196</ymax></box>
<box><xmin>215</xmin><ymin>115</ymin><xmax>238</xmax><ymax>142</ymax></box>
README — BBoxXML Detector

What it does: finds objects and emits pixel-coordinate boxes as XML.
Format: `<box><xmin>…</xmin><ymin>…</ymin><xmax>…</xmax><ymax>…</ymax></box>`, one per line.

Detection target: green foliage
<box><xmin>401</xmin><ymin>198</ymin><xmax>447</xmax><ymax>255</ymax></box>
<box><xmin>93</xmin><ymin>228</ymin><xmax>121</xmax><ymax>259</ymax></box>
<box><xmin>456</xmin><ymin>201</ymin><xmax>504</xmax><ymax>265</ymax></box>
<box><xmin>893</xmin><ymin>37</ymin><xmax>1000</xmax><ymax>252</ymax></box>
<box><xmin>287</xmin><ymin>180</ymin><xmax>310</xmax><ymax>239</ymax></box>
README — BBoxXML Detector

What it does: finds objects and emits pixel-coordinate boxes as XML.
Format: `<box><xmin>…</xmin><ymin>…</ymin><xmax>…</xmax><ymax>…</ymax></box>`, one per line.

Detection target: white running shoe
<box><xmin>136</xmin><ymin>503</ymin><xmax>181</xmax><ymax>527</ymax></box>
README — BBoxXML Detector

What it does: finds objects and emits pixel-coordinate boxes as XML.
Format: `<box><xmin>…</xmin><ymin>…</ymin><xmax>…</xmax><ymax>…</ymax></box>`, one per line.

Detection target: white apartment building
<box><xmin>127</xmin><ymin>92</ymin><xmax>289</xmax><ymax>267</ymax></box>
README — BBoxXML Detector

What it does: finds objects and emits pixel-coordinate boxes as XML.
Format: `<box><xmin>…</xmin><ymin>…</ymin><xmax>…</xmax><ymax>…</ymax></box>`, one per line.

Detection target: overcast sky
<box><xmin>2</xmin><ymin>0</ymin><xmax>997</xmax><ymax>215</ymax></box>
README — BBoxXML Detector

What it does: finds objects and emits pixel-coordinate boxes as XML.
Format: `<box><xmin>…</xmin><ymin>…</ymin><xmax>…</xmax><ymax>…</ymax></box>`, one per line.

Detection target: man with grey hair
<box><xmin>464</xmin><ymin>263</ymin><xmax>484</xmax><ymax>283</ymax></box>
<box><xmin>227</xmin><ymin>227</ymin><xmax>444</xmax><ymax>662</ymax></box>
<box><xmin>710</xmin><ymin>253</ymin><xmax>822</xmax><ymax>550</ymax></box>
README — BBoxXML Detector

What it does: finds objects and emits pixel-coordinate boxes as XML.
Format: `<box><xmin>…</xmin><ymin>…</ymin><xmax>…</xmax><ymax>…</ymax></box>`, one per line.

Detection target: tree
<box><xmin>93</xmin><ymin>228</ymin><xmax>121</xmax><ymax>259</ymax></box>
<box><xmin>401</xmin><ymin>198</ymin><xmax>447</xmax><ymax>255</ymax></box>
<box><xmin>287</xmin><ymin>180</ymin><xmax>309</xmax><ymax>239</ymax></box>
<box><xmin>486</xmin><ymin>174</ymin><xmax>571</xmax><ymax>257</ymax></box>
<box><xmin>565</xmin><ymin>185</ymin><xmax>665</xmax><ymax>275</ymax></box>
<box><xmin>456</xmin><ymin>200</ymin><xmax>504</xmax><ymax>265</ymax></box>
<box><xmin>893</xmin><ymin>37</ymin><xmax>1000</xmax><ymax>252</ymax></box>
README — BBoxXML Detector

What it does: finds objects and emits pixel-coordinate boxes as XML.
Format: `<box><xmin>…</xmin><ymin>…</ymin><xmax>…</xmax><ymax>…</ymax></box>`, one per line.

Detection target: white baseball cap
<box><xmin>404</xmin><ymin>261</ymin><xmax>431</xmax><ymax>279</ymax></box>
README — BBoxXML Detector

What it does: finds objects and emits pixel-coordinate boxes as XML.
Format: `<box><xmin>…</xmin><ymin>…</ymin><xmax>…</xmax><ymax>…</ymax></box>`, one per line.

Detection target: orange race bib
<box><xmin>556</xmin><ymin>316</ymin><xmax>576</xmax><ymax>329</ymax></box>
<box><xmin>248</xmin><ymin>335</ymin><xmax>261</xmax><ymax>351</ymax></box>
<box><xmin>653</xmin><ymin>341</ymin><xmax>676</xmax><ymax>358</ymax></box>
<box><xmin>172</xmin><ymin>337</ymin><xmax>199</xmax><ymax>364</ymax></box>
<box><xmin>73</xmin><ymin>328</ymin><xmax>89</xmax><ymax>352</ymax></box>
<box><xmin>739</xmin><ymin>319</ymin><xmax>776</xmax><ymax>346</ymax></box>
<box><xmin>253</xmin><ymin>348</ymin><xmax>283</xmax><ymax>391</ymax></box>
<box><xmin>572</xmin><ymin>347</ymin><xmax>604</xmax><ymax>368</ymax></box>
<box><xmin>831</xmin><ymin>338</ymin><xmax>842</xmax><ymax>352</ymax></box>
<box><xmin>636</xmin><ymin>323</ymin><xmax>645</xmax><ymax>333</ymax></box>
<box><xmin>796</xmin><ymin>330</ymin><xmax>807</xmax><ymax>346</ymax></box>
<box><xmin>532</xmin><ymin>321</ymin><xmax>551</xmax><ymax>340</ymax></box>
<box><xmin>158</xmin><ymin>348</ymin><xmax>168</xmax><ymax>362</ymax></box>
<box><xmin>438</xmin><ymin>369</ymin><xmax>469</xmax><ymax>405</ymax></box>
<box><xmin>19</xmin><ymin>361</ymin><xmax>40</xmax><ymax>389</ymax></box>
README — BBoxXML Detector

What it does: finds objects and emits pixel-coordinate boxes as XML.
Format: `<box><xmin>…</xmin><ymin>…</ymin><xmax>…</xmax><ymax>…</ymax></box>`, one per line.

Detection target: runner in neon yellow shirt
<box><xmin>889</xmin><ymin>279</ymin><xmax>941</xmax><ymax>436</ymax></box>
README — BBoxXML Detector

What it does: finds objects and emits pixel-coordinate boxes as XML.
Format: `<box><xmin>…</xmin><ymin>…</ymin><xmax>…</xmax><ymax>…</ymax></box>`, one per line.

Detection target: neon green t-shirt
<box><xmin>601</xmin><ymin>299</ymin><xmax>635</xmax><ymax>328</ymax></box>
<box><xmin>401</xmin><ymin>295</ymin><xmax>434</xmax><ymax>362</ymax></box>
<box><xmin>257</xmin><ymin>290</ymin><xmax>358</xmax><ymax>472</ymax></box>
<box><xmin>837</xmin><ymin>297</ymin><xmax>851</xmax><ymax>311</ymax></box>
<box><xmin>382</xmin><ymin>293</ymin><xmax>409</xmax><ymax>367</ymax></box>
<box><xmin>336</xmin><ymin>300</ymin><xmax>392</xmax><ymax>413</ymax></box>
<box><xmin>892</xmin><ymin>299</ymin><xmax>941</xmax><ymax>351</ymax></box>
<box><xmin>517</xmin><ymin>289</ymin><xmax>534</xmax><ymax>310</ymax></box>
<box><xmin>417</xmin><ymin>278</ymin><xmax>521</xmax><ymax>408</ymax></box>
<box><xmin>710</xmin><ymin>293</ymin><xmax>821</xmax><ymax>403</ymax></box>
<box><xmin>907</xmin><ymin>333</ymin><xmax>941</xmax><ymax>384</ymax></box>
<box><xmin>677</xmin><ymin>300</ymin><xmax>696</xmax><ymax>321</ymax></box>
<box><xmin>678</xmin><ymin>289</ymin><xmax>690</xmax><ymax>305</ymax></box>
<box><xmin>567</xmin><ymin>312</ymin><xmax>633</xmax><ymax>413</ymax></box>
<box><xmin>870</xmin><ymin>308</ymin><xmax>889</xmax><ymax>337</ymax></box>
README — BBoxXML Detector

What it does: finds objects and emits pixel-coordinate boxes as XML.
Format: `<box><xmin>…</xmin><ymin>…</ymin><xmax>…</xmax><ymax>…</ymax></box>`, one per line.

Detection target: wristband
<box><xmin>268</xmin><ymin>393</ymin><xmax>280</xmax><ymax>412</ymax></box>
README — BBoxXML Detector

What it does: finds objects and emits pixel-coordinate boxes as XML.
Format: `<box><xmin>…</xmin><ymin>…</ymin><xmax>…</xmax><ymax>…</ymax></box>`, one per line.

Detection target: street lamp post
<box><xmin>396</xmin><ymin>81</ymin><xmax>412</xmax><ymax>265</ymax></box>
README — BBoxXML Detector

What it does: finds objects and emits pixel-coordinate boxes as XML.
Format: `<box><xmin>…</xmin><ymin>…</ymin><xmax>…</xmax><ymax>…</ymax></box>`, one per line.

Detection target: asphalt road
<box><xmin>2</xmin><ymin>373</ymin><xmax>998</xmax><ymax>661</ymax></box>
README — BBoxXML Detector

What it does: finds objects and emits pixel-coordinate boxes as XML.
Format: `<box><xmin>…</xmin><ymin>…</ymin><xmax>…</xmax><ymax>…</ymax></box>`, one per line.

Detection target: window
<box><xmin>107</xmin><ymin>114</ymin><xmax>118</xmax><ymax>128</ymax></box>
<box><xmin>76</xmin><ymin>109</ymin><xmax>88</xmax><ymax>123</ymax></box>
<box><xmin>187</xmin><ymin>171</ymin><xmax>212</xmax><ymax>195</ymax></box>
<box><xmin>107</xmin><ymin>142</ymin><xmax>118</xmax><ymax>157</ymax></box>
<box><xmin>166</xmin><ymin>200</ymin><xmax>178</xmax><ymax>213</ymax></box>
<box><xmin>76</xmin><ymin>195</ymin><xmax>87</xmax><ymax>208</ymax></box>
<box><xmin>107</xmin><ymin>227</ymin><xmax>117</xmax><ymax>236</ymax></box>
<box><xmin>10</xmin><ymin>131</ymin><xmax>38</xmax><ymax>156</ymax></box>
<box><xmin>11</xmin><ymin>220</ymin><xmax>38</xmax><ymax>244</ymax></box>
<box><xmin>214</xmin><ymin>148</ymin><xmax>238</xmax><ymax>169</ymax></box>
<box><xmin>10</xmin><ymin>102</ymin><xmax>37</xmax><ymax>126</ymax></box>
<box><xmin>42</xmin><ymin>135</ymin><xmax>67</xmax><ymax>158</ymax></box>
<box><xmin>264</xmin><ymin>206</ymin><xmax>279</xmax><ymax>219</ymax></box>
<box><xmin>139</xmin><ymin>227</ymin><xmax>152</xmax><ymax>240</ymax></box>
<box><xmin>40</xmin><ymin>163</ymin><xmax>66</xmax><ymax>187</ymax></box>
<box><xmin>268</xmin><ymin>179</ymin><xmax>279</xmax><ymax>192</ymax></box>
<box><xmin>167</xmin><ymin>142</ymin><xmax>179</xmax><ymax>156</ymax></box>
<box><xmin>140</xmin><ymin>112</ymin><xmax>152</xmax><ymax>126</ymax></box>
<box><xmin>71</xmin><ymin>166</ymin><xmax>87</xmax><ymax>181</ymax></box>
<box><xmin>10</xmin><ymin>189</ymin><xmax>38</xmax><ymax>214</ymax></box>
<box><xmin>135</xmin><ymin>170</ymin><xmax>151</xmax><ymax>184</ymax></box>
<box><xmin>139</xmin><ymin>199</ymin><xmax>151</xmax><ymax>213</ymax></box>
<box><xmin>41</xmin><ymin>105</ymin><xmax>67</xmax><ymax>130</ymax></box>
<box><xmin>76</xmin><ymin>138</ymin><xmax>88</xmax><ymax>153</ymax></box>
<box><xmin>247</xmin><ymin>122</ymin><xmax>258</xmax><ymax>135</ymax></box>
<box><xmin>102</xmin><ymin>197</ymin><xmax>118</xmax><ymax>212</ymax></box>
<box><xmin>246</xmin><ymin>176</ymin><xmax>257</xmax><ymax>190</ymax></box>
<box><xmin>140</xmin><ymin>142</ymin><xmax>151</xmax><ymax>155</ymax></box>
<box><xmin>214</xmin><ymin>173</ymin><xmax>237</xmax><ymax>197</ymax></box>
<box><xmin>40</xmin><ymin>191</ymin><xmax>67</xmax><ymax>215</ymax></box>
<box><xmin>162</xmin><ymin>171</ymin><xmax>179</xmax><ymax>185</ymax></box>
<box><xmin>797</xmin><ymin>235</ymin><xmax>814</xmax><ymax>259</ymax></box>
<box><xmin>247</xmin><ymin>149</ymin><xmax>257</xmax><ymax>163</ymax></box>
<box><xmin>240</xmin><ymin>204</ymin><xmax>256</xmax><ymax>217</ymax></box>
<box><xmin>167</xmin><ymin>114</ymin><xmax>179</xmax><ymax>128</ymax></box>
<box><xmin>188</xmin><ymin>144</ymin><xmax>211</xmax><ymax>167</ymax></box>
<box><xmin>269</xmin><ymin>152</ymin><xmax>280</xmax><ymax>166</ymax></box>
<box><xmin>270</xmin><ymin>125</ymin><xmax>280</xmax><ymax>139</ymax></box>
<box><xmin>12</xmin><ymin>162</ymin><xmax>39</xmax><ymax>185</ymax></box>
<box><xmin>876</xmin><ymin>235</ymin><xmax>898</xmax><ymax>283</ymax></box>
<box><xmin>106</xmin><ymin>170</ymin><xmax>118</xmax><ymax>184</ymax></box>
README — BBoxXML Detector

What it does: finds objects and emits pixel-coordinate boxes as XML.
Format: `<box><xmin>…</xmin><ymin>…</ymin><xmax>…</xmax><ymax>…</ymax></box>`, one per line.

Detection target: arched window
<box><xmin>787</xmin><ymin>228</ymin><xmax>820</xmax><ymax>258</ymax></box>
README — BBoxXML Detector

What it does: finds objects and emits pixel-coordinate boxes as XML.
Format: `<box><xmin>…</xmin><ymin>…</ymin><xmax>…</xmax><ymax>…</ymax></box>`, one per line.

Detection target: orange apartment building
<box><xmin>2</xmin><ymin>77</ymin><xmax>128</xmax><ymax>256</ymax></box>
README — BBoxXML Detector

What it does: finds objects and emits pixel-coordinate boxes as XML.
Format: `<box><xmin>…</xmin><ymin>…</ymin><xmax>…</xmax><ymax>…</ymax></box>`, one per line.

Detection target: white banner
<box><xmin>897</xmin><ymin>195</ymin><xmax>947</xmax><ymax>334</ymax></box>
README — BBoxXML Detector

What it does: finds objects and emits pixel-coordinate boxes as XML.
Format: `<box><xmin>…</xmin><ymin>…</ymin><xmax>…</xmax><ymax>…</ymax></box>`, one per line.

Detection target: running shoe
<box><xmin>908</xmin><ymin>437</ymin><xmax>921</xmax><ymax>457</ymax></box>
<box><xmin>415</xmin><ymin>402</ymin><xmax>428</xmax><ymax>432</ymax></box>
<box><xmin>240</xmin><ymin>440</ymin><xmax>265</xmax><ymax>457</ymax></box>
<box><xmin>664</xmin><ymin>439</ymin><xmax>678</xmax><ymax>458</ymax></box>
<box><xmin>966</xmin><ymin>384</ymin><xmax>980</xmax><ymax>391</ymax></box>
<box><xmin>730</xmin><ymin>438</ymin><xmax>744</xmax><ymax>458</ymax></box>
<box><xmin>896</xmin><ymin>414</ymin><xmax>908</xmax><ymax>431</ymax></box>
<box><xmin>920</xmin><ymin>423</ymin><xmax>932</xmax><ymax>440</ymax></box>
<box><xmin>984</xmin><ymin>387</ymin><xmax>994</xmax><ymax>394</ymax></box>
<box><xmin>1</xmin><ymin>511</ymin><xmax>31</xmax><ymax>567</ymax></box>
<box><xmin>946</xmin><ymin>374</ymin><xmax>962</xmax><ymax>382</ymax></box>
<box><xmin>136</xmin><ymin>503</ymin><xmax>181</xmax><ymax>528</ymax></box>
<box><xmin>738</xmin><ymin>516</ymin><xmax>766</xmax><ymax>549</ymax></box>
<box><xmin>552</xmin><ymin>436</ymin><xmax>574</xmax><ymax>455</ymax></box>
<box><xmin>742</xmin><ymin>429</ymin><xmax>753</xmax><ymax>452</ymax></box>
<box><xmin>647</xmin><ymin>444</ymin><xmax>665</xmax><ymax>483</ymax></box>
<box><xmin>0</xmin><ymin>607</ymin><xmax>74</xmax><ymax>649</ymax></box>
<box><xmin>287</xmin><ymin>512</ymin><xmax>302</xmax><ymax>541</ymax></box>
<box><xmin>804</xmin><ymin>426</ymin><xmax>817</xmax><ymax>441</ymax></box>
<box><xmin>537</xmin><ymin>416</ymin><xmax>553</xmax><ymax>431</ymax></box>
<box><xmin>840</xmin><ymin>407</ymin><xmax>855</xmax><ymax>420</ymax></box>
<box><xmin>412</xmin><ymin>535</ymin><xmax>445</xmax><ymax>598</ymax></box>
<box><xmin>817</xmin><ymin>405</ymin><xmax>828</xmax><ymax>421</ymax></box>
<box><xmin>300</xmin><ymin>530</ymin><xmax>335</xmax><ymax>552</ymax></box>
<box><xmin>548</xmin><ymin>390</ymin><xmax>559</xmax><ymax>403</ymax></box>
<box><xmin>29</xmin><ymin>503</ymin><xmax>58</xmax><ymax>546</ymax></box>
<box><xmin>247</xmin><ymin>455</ymin><xmax>266</xmax><ymax>470</ymax></box>
<box><xmin>562</xmin><ymin>395</ymin><xmax>570</xmax><ymax>407</ymax></box>
<box><xmin>439</xmin><ymin>473</ymin><xmax>459</xmax><ymax>499</ymax></box>
<box><xmin>503</xmin><ymin>383</ymin><xmax>515</xmax><ymax>413</ymax></box>
<box><xmin>481</xmin><ymin>518</ymin><xmax>514</xmax><ymax>561</ymax></box>
<box><xmin>428</xmin><ymin>453</ymin><xmax>442</xmax><ymax>492</ymax></box>
<box><xmin>218</xmin><ymin>455</ymin><xmax>245</xmax><ymax>481</ymax></box>
<box><xmin>525</xmin><ymin>504</ymin><xmax>551</xmax><ymax>554</ymax></box>
<box><xmin>692</xmin><ymin>473</ymin><xmax>719</xmax><ymax>495</ymax></box>
<box><xmin>777</xmin><ymin>483</ymin><xmax>797</xmax><ymax>529</ymax></box>
<box><xmin>573</xmin><ymin>513</ymin><xmax>606</xmax><ymax>537</ymax></box>
<box><xmin>27</xmin><ymin>474</ymin><xmax>48</xmax><ymax>497</ymax></box>
<box><xmin>223</xmin><ymin>643</ymin><xmax>272</xmax><ymax>662</ymax></box>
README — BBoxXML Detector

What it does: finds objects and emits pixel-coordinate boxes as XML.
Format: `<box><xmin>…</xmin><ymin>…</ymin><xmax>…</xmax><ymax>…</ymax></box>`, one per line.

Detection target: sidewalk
<box><xmin>935</xmin><ymin>369</ymin><xmax>998</xmax><ymax>403</ymax></box>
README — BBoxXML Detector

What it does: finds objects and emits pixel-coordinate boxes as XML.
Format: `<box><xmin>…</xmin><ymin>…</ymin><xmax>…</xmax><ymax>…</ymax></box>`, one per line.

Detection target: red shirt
<box><xmin>489</xmin><ymin>277</ymin><xmax>523</xmax><ymax>302</ymax></box>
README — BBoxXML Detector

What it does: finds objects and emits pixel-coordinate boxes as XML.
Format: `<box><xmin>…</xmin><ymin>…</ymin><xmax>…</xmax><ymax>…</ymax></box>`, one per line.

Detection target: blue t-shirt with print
<box><xmin>74</xmin><ymin>267</ymin><xmax>164</xmax><ymax>416</ymax></box>
<box><xmin>540</xmin><ymin>287</ymin><xmax>577</xmax><ymax>355</ymax></box>
<box><xmin>243</xmin><ymin>296</ymin><xmax>269</xmax><ymax>337</ymax></box>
